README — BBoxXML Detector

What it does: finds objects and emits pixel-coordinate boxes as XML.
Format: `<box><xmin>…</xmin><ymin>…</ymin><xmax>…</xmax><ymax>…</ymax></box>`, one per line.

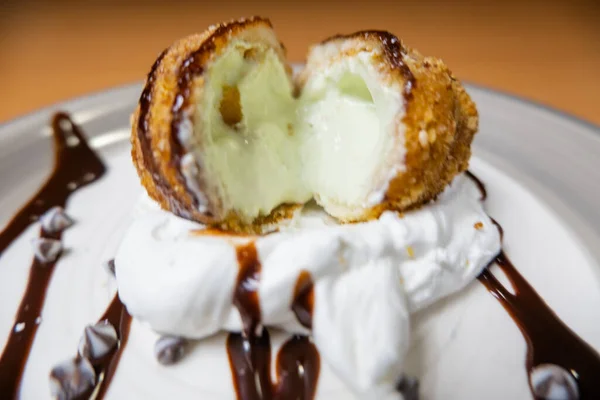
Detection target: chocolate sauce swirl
<box><xmin>228</xmin><ymin>243</ymin><xmax>320</xmax><ymax>400</ymax></box>
<box><xmin>291</xmin><ymin>270</ymin><xmax>315</xmax><ymax>330</ymax></box>
<box><xmin>234</xmin><ymin>242</ymin><xmax>262</xmax><ymax>336</ymax></box>
<box><xmin>78</xmin><ymin>295</ymin><xmax>132</xmax><ymax>400</ymax></box>
<box><xmin>465</xmin><ymin>170</ymin><xmax>487</xmax><ymax>200</ymax></box>
<box><xmin>135</xmin><ymin>49</ymin><xmax>172</xmax><ymax>204</ymax></box>
<box><xmin>0</xmin><ymin>113</ymin><xmax>106</xmax><ymax>397</ymax></box>
<box><xmin>0</xmin><ymin>113</ymin><xmax>105</xmax><ymax>253</ymax></box>
<box><xmin>479</xmin><ymin>253</ymin><xmax>600</xmax><ymax>399</ymax></box>
<box><xmin>227</xmin><ymin>330</ymin><xmax>320</xmax><ymax>400</ymax></box>
<box><xmin>468</xmin><ymin>172</ymin><xmax>600</xmax><ymax>399</ymax></box>
<box><xmin>273</xmin><ymin>335</ymin><xmax>320</xmax><ymax>400</ymax></box>
<box><xmin>227</xmin><ymin>329</ymin><xmax>273</xmax><ymax>399</ymax></box>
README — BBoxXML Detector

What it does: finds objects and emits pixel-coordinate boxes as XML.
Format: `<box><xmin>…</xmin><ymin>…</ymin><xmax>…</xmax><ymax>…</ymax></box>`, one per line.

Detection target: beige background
<box><xmin>1</xmin><ymin>0</ymin><xmax>599</xmax><ymax>124</ymax></box>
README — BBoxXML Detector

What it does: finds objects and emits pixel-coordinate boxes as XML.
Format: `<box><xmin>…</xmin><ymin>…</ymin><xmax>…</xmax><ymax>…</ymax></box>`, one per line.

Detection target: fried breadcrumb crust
<box><xmin>132</xmin><ymin>18</ymin><xmax>478</xmax><ymax>233</ymax></box>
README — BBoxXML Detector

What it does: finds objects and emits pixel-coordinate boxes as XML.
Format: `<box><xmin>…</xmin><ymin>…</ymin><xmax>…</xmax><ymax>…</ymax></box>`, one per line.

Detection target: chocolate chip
<box><xmin>154</xmin><ymin>336</ymin><xmax>188</xmax><ymax>365</ymax></box>
<box><xmin>40</xmin><ymin>206</ymin><xmax>74</xmax><ymax>234</ymax></box>
<box><xmin>49</xmin><ymin>356</ymin><xmax>96</xmax><ymax>400</ymax></box>
<box><xmin>105</xmin><ymin>259</ymin><xmax>116</xmax><ymax>277</ymax></box>
<box><xmin>397</xmin><ymin>375</ymin><xmax>419</xmax><ymax>400</ymax></box>
<box><xmin>530</xmin><ymin>364</ymin><xmax>579</xmax><ymax>400</ymax></box>
<box><xmin>78</xmin><ymin>321</ymin><xmax>118</xmax><ymax>362</ymax></box>
<box><xmin>32</xmin><ymin>237</ymin><xmax>62</xmax><ymax>263</ymax></box>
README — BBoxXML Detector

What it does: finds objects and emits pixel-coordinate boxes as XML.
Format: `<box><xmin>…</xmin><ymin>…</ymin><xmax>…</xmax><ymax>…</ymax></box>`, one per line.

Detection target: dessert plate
<box><xmin>1</xmin><ymin>82</ymin><xmax>600</xmax><ymax>399</ymax></box>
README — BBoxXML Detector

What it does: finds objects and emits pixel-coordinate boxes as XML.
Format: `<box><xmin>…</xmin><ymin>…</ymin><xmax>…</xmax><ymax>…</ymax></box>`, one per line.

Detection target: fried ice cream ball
<box><xmin>131</xmin><ymin>17</ymin><xmax>478</xmax><ymax>233</ymax></box>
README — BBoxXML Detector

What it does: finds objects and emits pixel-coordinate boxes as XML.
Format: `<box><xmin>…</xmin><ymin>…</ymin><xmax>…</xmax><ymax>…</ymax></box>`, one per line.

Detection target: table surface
<box><xmin>1</xmin><ymin>0</ymin><xmax>599</xmax><ymax>125</ymax></box>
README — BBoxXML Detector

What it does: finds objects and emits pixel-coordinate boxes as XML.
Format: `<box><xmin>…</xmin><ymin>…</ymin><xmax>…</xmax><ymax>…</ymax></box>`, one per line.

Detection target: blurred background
<box><xmin>1</xmin><ymin>0</ymin><xmax>599</xmax><ymax>124</ymax></box>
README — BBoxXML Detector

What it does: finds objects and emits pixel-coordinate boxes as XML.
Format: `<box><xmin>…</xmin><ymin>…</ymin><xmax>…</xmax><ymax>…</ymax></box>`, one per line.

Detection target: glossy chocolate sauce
<box><xmin>375</xmin><ymin>31</ymin><xmax>416</xmax><ymax>100</ymax></box>
<box><xmin>227</xmin><ymin>330</ymin><xmax>320</xmax><ymax>400</ymax></box>
<box><xmin>273</xmin><ymin>335</ymin><xmax>320</xmax><ymax>400</ymax></box>
<box><xmin>291</xmin><ymin>270</ymin><xmax>315</xmax><ymax>330</ymax></box>
<box><xmin>465</xmin><ymin>170</ymin><xmax>487</xmax><ymax>200</ymax></box>
<box><xmin>234</xmin><ymin>242</ymin><xmax>262</xmax><ymax>336</ymax></box>
<box><xmin>135</xmin><ymin>49</ymin><xmax>184</xmax><ymax>213</ymax></box>
<box><xmin>136</xmin><ymin>49</ymin><xmax>167</xmax><ymax>168</ymax></box>
<box><xmin>228</xmin><ymin>243</ymin><xmax>320</xmax><ymax>400</ymax></box>
<box><xmin>227</xmin><ymin>329</ymin><xmax>273</xmax><ymax>399</ymax></box>
<box><xmin>467</xmin><ymin>172</ymin><xmax>600</xmax><ymax>399</ymax></box>
<box><xmin>0</xmin><ymin>113</ymin><xmax>106</xmax><ymax>397</ymax></box>
<box><xmin>86</xmin><ymin>294</ymin><xmax>132</xmax><ymax>400</ymax></box>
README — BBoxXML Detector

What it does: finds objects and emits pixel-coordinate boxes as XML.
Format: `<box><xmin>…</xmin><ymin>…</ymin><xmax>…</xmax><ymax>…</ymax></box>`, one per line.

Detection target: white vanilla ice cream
<box><xmin>115</xmin><ymin>174</ymin><xmax>501</xmax><ymax>398</ymax></box>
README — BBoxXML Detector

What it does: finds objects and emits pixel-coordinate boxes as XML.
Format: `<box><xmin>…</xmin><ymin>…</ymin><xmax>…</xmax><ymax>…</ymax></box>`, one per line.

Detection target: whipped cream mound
<box><xmin>115</xmin><ymin>173</ymin><xmax>500</xmax><ymax>398</ymax></box>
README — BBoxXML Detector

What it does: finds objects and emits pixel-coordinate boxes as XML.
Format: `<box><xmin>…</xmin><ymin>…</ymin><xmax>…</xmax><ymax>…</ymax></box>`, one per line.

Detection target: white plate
<box><xmin>1</xmin><ymin>83</ymin><xmax>600</xmax><ymax>399</ymax></box>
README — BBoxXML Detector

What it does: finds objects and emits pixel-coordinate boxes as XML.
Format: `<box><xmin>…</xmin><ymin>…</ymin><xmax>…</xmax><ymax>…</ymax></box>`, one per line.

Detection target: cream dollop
<box><xmin>115</xmin><ymin>173</ymin><xmax>500</xmax><ymax>398</ymax></box>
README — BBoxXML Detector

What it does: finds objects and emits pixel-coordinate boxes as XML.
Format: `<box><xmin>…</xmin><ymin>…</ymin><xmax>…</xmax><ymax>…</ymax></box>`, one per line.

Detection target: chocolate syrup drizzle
<box><xmin>234</xmin><ymin>242</ymin><xmax>263</xmax><ymax>335</ymax></box>
<box><xmin>465</xmin><ymin>170</ymin><xmax>487</xmax><ymax>201</ymax></box>
<box><xmin>227</xmin><ymin>331</ymin><xmax>320</xmax><ymax>400</ymax></box>
<box><xmin>0</xmin><ymin>113</ymin><xmax>106</xmax><ymax>397</ymax></box>
<box><xmin>228</xmin><ymin>242</ymin><xmax>320</xmax><ymax>400</ymax></box>
<box><xmin>135</xmin><ymin>49</ymin><xmax>178</xmax><ymax>211</ymax></box>
<box><xmin>291</xmin><ymin>271</ymin><xmax>315</xmax><ymax>330</ymax></box>
<box><xmin>82</xmin><ymin>294</ymin><xmax>132</xmax><ymax>400</ymax></box>
<box><xmin>468</xmin><ymin>172</ymin><xmax>600</xmax><ymax>399</ymax></box>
